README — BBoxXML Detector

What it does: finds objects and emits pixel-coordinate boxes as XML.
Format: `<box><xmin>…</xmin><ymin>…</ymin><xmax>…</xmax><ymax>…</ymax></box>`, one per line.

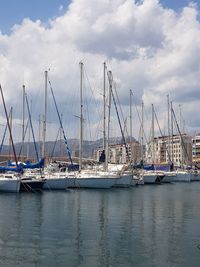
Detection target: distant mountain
<box><xmin>0</xmin><ymin>136</ymin><xmax>136</xmax><ymax>160</ymax></box>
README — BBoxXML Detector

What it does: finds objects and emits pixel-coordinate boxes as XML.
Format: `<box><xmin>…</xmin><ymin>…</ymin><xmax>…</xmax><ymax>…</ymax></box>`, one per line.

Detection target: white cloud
<box><xmin>0</xmin><ymin>0</ymin><xmax>200</xmax><ymax>143</ymax></box>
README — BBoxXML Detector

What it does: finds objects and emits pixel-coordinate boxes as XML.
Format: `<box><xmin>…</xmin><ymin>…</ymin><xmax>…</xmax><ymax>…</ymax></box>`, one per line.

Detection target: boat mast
<box><xmin>179</xmin><ymin>104</ymin><xmax>183</xmax><ymax>165</ymax></box>
<box><xmin>42</xmin><ymin>70</ymin><xmax>48</xmax><ymax>159</ymax></box>
<box><xmin>141</xmin><ymin>101</ymin><xmax>144</xmax><ymax>163</ymax></box>
<box><xmin>171</xmin><ymin>101</ymin><xmax>174</xmax><ymax>165</ymax></box>
<box><xmin>0</xmin><ymin>85</ymin><xmax>18</xmax><ymax>168</ymax></box>
<box><xmin>129</xmin><ymin>90</ymin><xmax>133</xmax><ymax>163</ymax></box>
<box><xmin>38</xmin><ymin>114</ymin><xmax>41</xmax><ymax>157</ymax></box>
<box><xmin>103</xmin><ymin>62</ymin><xmax>106</xmax><ymax>171</ymax></box>
<box><xmin>79</xmin><ymin>62</ymin><xmax>83</xmax><ymax>171</ymax></box>
<box><xmin>167</xmin><ymin>94</ymin><xmax>170</xmax><ymax>163</ymax></box>
<box><xmin>152</xmin><ymin>104</ymin><xmax>155</xmax><ymax>164</ymax></box>
<box><xmin>27</xmin><ymin>100</ymin><xmax>32</xmax><ymax>159</ymax></box>
<box><xmin>25</xmin><ymin>93</ymin><xmax>40</xmax><ymax>163</ymax></box>
<box><xmin>130</xmin><ymin>90</ymin><xmax>133</xmax><ymax>143</ymax></box>
<box><xmin>22</xmin><ymin>85</ymin><xmax>25</xmax><ymax>161</ymax></box>
<box><xmin>179</xmin><ymin>104</ymin><xmax>182</xmax><ymax>134</ymax></box>
<box><xmin>8</xmin><ymin>106</ymin><xmax>13</xmax><ymax>159</ymax></box>
<box><xmin>105</xmin><ymin>71</ymin><xmax>112</xmax><ymax>171</ymax></box>
<box><xmin>60</xmin><ymin>114</ymin><xmax>63</xmax><ymax>157</ymax></box>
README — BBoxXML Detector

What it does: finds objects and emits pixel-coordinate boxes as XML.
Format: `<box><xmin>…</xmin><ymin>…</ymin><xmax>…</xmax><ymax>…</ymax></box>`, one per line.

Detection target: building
<box><xmin>146</xmin><ymin>134</ymin><xmax>192</xmax><ymax>166</ymax></box>
<box><xmin>94</xmin><ymin>141</ymin><xmax>142</xmax><ymax>164</ymax></box>
<box><xmin>192</xmin><ymin>134</ymin><xmax>200</xmax><ymax>164</ymax></box>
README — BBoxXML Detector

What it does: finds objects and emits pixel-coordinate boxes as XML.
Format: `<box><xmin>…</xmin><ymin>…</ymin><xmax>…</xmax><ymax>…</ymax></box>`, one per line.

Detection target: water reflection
<box><xmin>0</xmin><ymin>184</ymin><xmax>199</xmax><ymax>266</ymax></box>
<box><xmin>0</xmin><ymin>192</ymin><xmax>43</xmax><ymax>266</ymax></box>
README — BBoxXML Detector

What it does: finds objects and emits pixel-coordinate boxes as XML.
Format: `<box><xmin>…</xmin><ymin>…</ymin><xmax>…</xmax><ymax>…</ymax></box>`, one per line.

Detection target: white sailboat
<box><xmin>67</xmin><ymin>170</ymin><xmax>118</xmax><ymax>189</ymax></box>
<box><xmin>0</xmin><ymin>174</ymin><xmax>21</xmax><ymax>193</ymax></box>
<box><xmin>190</xmin><ymin>170</ymin><xmax>200</xmax><ymax>181</ymax></box>
<box><xmin>41</xmin><ymin>71</ymin><xmax>71</xmax><ymax>190</ymax></box>
<box><xmin>142</xmin><ymin>104</ymin><xmax>164</xmax><ymax>184</ymax></box>
<box><xmin>67</xmin><ymin>63</ymin><xmax>122</xmax><ymax>189</ymax></box>
<box><xmin>43</xmin><ymin>172</ymin><xmax>68</xmax><ymax>190</ymax></box>
<box><xmin>174</xmin><ymin>170</ymin><xmax>191</xmax><ymax>182</ymax></box>
<box><xmin>162</xmin><ymin>172</ymin><xmax>175</xmax><ymax>183</ymax></box>
<box><xmin>142</xmin><ymin>170</ymin><xmax>164</xmax><ymax>184</ymax></box>
<box><xmin>0</xmin><ymin>85</ymin><xmax>22</xmax><ymax>193</ymax></box>
<box><xmin>105</xmin><ymin>164</ymin><xmax>132</xmax><ymax>187</ymax></box>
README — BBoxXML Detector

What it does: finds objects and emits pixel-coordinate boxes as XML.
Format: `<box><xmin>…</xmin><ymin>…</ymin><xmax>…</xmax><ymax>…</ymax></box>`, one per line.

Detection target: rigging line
<box><xmin>0</xmin><ymin>124</ymin><xmax>7</xmax><ymax>154</ymax></box>
<box><xmin>50</xmin><ymin>127</ymin><xmax>60</xmax><ymax>159</ymax></box>
<box><xmin>83</xmin><ymin>65</ymin><xmax>102</xmax><ymax>118</ymax></box>
<box><xmin>25</xmin><ymin>93</ymin><xmax>40</xmax><ymax>163</ymax></box>
<box><xmin>134</xmin><ymin>102</ymin><xmax>148</xmax><ymax>145</ymax></box>
<box><xmin>0</xmin><ymin>108</ymin><xmax>12</xmax><ymax>154</ymax></box>
<box><xmin>82</xmin><ymin>65</ymin><xmax>102</xmax><ymax>144</ymax></box>
<box><xmin>172</xmin><ymin>107</ymin><xmax>191</xmax><ymax>165</ymax></box>
<box><xmin>18</xmin><ymin>119</ymin><xmax>29</xmax><ymax>159</ymax></box>
<box><xmin>0</xmin><ymin>85</ymin><xmax>19</xmax><ymax>170</ymax></box>
<box><xmin>113</xmin><ymin>83</ymin><xmax>126</xmax><ymax>126</ymax></box>
<box><xmin>153</xmin><ymin>106</ymin><xmax>172</xmax><ymax>163</ymax></box>
<box><xmin>107</xmin><ymin>71</ymin><xmax>130</xmax><ymax>162</ymax></box>
<box><xmin>144</xmin><ymin>105</ymin><xmax>153</xmax><ymax>143</ymax></box>
<box><xmin>84</xmin><ymin>97</ymin><xmax>93</xmax><ymax>147</ymax></box>
<box><xmin>48</xmin><ymin>79</ymin><xmax>73</xmax><ymax>165</ymax></box>
<box><xmin>112</xmin><ymin>82</ymin><xmax>129</xmax><ymax>139</ymax></box>
<box><xmin>93</xmin><ymin>108</ymin><xmax>104</xmax><ymax>141</ymax></box>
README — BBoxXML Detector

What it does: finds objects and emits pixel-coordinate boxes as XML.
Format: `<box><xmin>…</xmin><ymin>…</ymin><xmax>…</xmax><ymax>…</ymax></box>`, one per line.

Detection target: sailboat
<box><xmin>139</xmin><ymin>103</ymin><xmax>162</xmax><ymax>184</ymax></box>
<box><xmin>171</xmin><ymin>103</ymin><xmax>191</xmax><ymax>182</ymax></box>
<box><xmin>66</xmin><ymin>62</ymin><xmax>121</xmax><ymax>189</ymax></box>
<box><xmin>100</xmin><ymin>67</ymin><xmax>133</xmax><ymax>187</ymax></box>
<box><xmin>0</xmin><ymin>85</ymin><xmax>21</xmax><ymax>192</ymax></box>
<box><xmin>40</xmin><ymin>71</ymin><xmax>69</xmax><ymax>190</ymax></box>
<box><xmin>19</xmin><ymin>87</ymin><xmax>46</xmax><ymax>191</ymax></box>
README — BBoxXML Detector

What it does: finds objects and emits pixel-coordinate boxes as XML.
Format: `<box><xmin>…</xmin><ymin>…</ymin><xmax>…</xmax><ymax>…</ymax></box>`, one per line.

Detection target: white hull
<box><xmin>137</xmin><ymin>178</ymin><xmax>144</xmax><ymax>185</ymax></box>
<box><xmin>67</xmin><ymin>177</ymin><xmax>116</xmax><ymax>188</ymax></box>
<box><xmin>132</xmin><ymin>176</ymin><xmax>144</xmax><ymax>185</ymax></box>
<box><xmin>143</xmin><ymin>175</ymin><xmax>157</xmax><ymax>184</ymax></box>
<box><xmin>190</xmin><ymin>173</ymin><xmax>200</xmax><ymax>181</ymax></box>
<box><xmin>0</xmin><ymin>176</ymin><xmax>20</xmax><ymax>192</ymax></box>
<box><xmin>67</xmin><ymin>171</ymin><xmax>118</xmax><ymax>188</ymax></box>
<box><xmin>162</xmin><ymin>173</ymin><xmax>175</xmax><ymax>183</ymax></box>
<box><xmin>174</xmin><ymin>172</ymin><xmax>191</xmax><ymax>182</ymax></box>
<box><xmin>113</xmin><ymin>173</ymin><xmax>132</xmax><ymax>187</ymax></box>
<box><xmin>143</xmin><ymin>172</ymin><xmax>163</xmax><ymax>184</ymax></box>
<box><xmin>43</xmin><ymin>177</ymin><xmax>68</xmax><ymax>190</ymax></box>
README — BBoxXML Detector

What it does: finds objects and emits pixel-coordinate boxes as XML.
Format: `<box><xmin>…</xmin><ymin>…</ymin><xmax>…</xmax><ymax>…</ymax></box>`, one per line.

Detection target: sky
<box><xmin>0</xmin><ymin>0</ymin><xmax>200</xmax><ymax>144</ymax></box>
<box><xmin>0</xmin><ymin>0</ymin><xmax>195</xmax><ymax>33</ymax></box>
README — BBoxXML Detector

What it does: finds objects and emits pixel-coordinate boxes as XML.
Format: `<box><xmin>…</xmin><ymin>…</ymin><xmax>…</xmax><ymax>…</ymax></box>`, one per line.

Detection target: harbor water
<box><xmin>0</xmin><ymin>183</ymin><xmax>200</xmax><ymax>266</ymax></box>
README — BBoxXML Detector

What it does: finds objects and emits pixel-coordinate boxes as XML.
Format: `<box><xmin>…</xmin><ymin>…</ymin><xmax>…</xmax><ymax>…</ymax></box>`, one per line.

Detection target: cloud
<box><xmin>59</xmin><ymin>5</ymin><xmax>64</xmax><ymax>11</ymax></box>
<box><xmin>0</xmin><ymin>0</ymin><xmax>200</xmax><ymax>142</ymax></box>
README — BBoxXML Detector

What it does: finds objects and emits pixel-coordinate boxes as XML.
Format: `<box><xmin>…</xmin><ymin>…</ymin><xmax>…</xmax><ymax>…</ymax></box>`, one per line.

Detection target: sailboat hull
<box><xmin>0</xmin><ymin>177</ymin><xmax>20</xmax><ymax>193</ymax></box>
<box><xmin>68</xmin><ymin>178</ymin><xmax>116</xmax><ymax>188</ymax></box>
<box><xmin>143</xmin><ymin>172</ymin><xmax>163</xmax><ymax>184</ymax></box>
<box><xmin>190</xmin><ymin>172</ymin><xmax>200</xmax><ymax>181</ymax></box>
<box><xmin>113</xmin><ymin>174</ymin><xmax>132</xmax><ymax>187</ymax></box>
<box><xmin>174</xmin><ymin>172</ymin><xmax>191</xmax><ymax>182</ymax></box>
<box><xmin>162</xmin><ymin>173</ymin><xmax>175</xmax><ymax>183</ymax></box>
<box><xmin>67</xmin><ymin>172</ymin><xmax>117</xmax><ymax>189</ymax></box>
<box><xmin>43</xmin><ymin>177</ymin><xmax>68</xmax><ymax>190</ymax></box>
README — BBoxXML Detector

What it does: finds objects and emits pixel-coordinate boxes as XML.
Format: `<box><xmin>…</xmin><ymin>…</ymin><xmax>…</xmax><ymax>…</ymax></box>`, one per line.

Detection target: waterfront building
<box><xmin>94</xmin><ymin>141</ymin><xmax>142</xmax><ymax>164</ymax></box>
<box><xmin>146</xmin><ymin>134</ymin><xmax>192</xmax><ymax>166</ymax></box>
<box><xmin>192</xmin><ymin>133</ymin><xmax>200</xmax><ymax>164</ymax></box>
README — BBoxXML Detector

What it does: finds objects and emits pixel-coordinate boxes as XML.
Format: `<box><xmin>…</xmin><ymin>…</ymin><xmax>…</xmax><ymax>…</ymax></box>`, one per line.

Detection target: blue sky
<box><xmin>161</xmin><ymin>0</ymin><xmax>197</xmax><ymax>10</ymax></box>
<box><xmin>0</xmin><ymin>0</ymin><xmax>71</xmax><ymax>33</ymax></box>
<box><xmin>0</xmin><ymin>0</ymin><xmax>198</xmax><ymax>34</ymax></box>
<box><xmin>0</xmin><ymin>0</ymin><xmax>200</xmax><ymax>139</ymax></box>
